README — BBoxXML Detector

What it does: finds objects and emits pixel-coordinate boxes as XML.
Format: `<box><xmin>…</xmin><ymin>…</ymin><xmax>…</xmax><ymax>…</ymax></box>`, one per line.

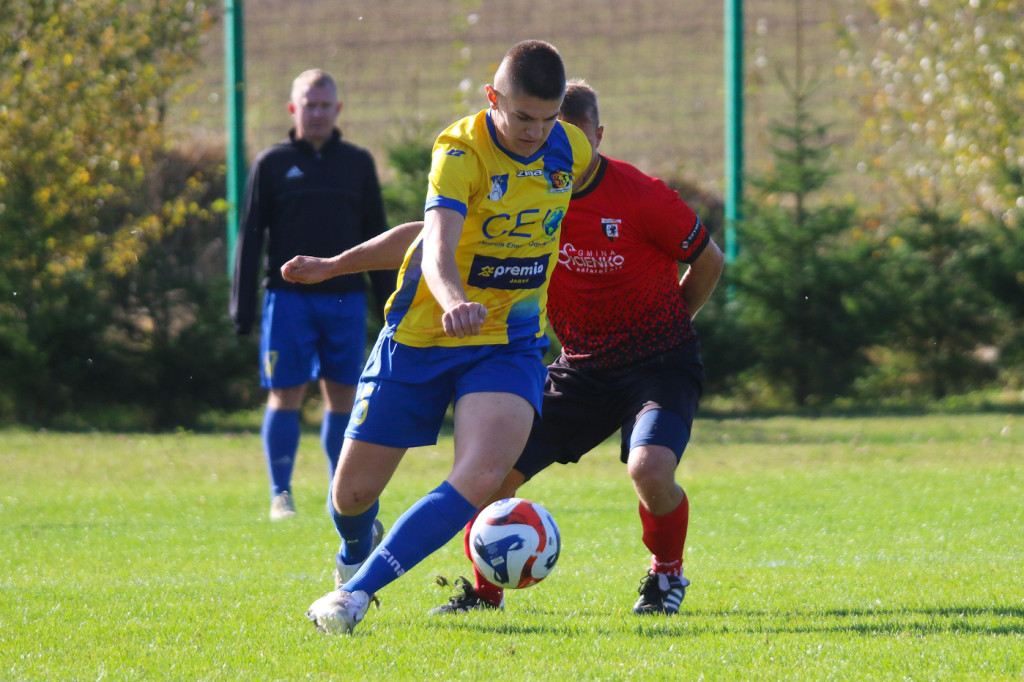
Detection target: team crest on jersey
<box><xmin>547</xmin><ymin>169</ymin><xmax>573</xmax><ymax>193</ymax></box>
<box><xmin>488</xmin><ymin>174</ymin><xmax>509</xmax><ymax>201</ymax></box>
<box><xmin>601</xmin><ymin>218</ymin><xmax>621</xmax><ymax>241</ymax></box>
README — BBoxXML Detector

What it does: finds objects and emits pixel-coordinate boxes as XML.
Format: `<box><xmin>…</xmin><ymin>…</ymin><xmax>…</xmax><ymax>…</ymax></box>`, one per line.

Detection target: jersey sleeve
<box><xmin>229</xmin><ymin>152</ymin><xmax>270</xmax><ymax>334</ymax></box>
<box><xmin>639</xmin><ymin>178</ymin><xmax>709</xmax><ymax>264</ymax></box>
<box><xmin>424</xmin><ymin>137</ymin><xmax>476</xmax><ymax>217</ymax></box>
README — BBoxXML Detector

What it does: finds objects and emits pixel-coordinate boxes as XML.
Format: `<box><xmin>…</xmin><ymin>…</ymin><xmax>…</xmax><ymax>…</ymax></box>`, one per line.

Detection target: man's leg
<box><xmin>259</xmin><ymin>289</ymin><xmax>320</xmax><ymax>519</ymax></box>
<box><xmin>264</xmin><ymin>385</ymin><xmax>306</xmax><ymax>519</ymax></box>
<box><xmin>306</xmin><ymin>437</ymin><xmax>405</xmax><ymax>634</ymax></box>
<box><xmin>319</xmin><ymin>378</ymin><xmax>356</xmax><ymax>478</ymax></box>
<box><xmin>628</xmin><ymin>442</ymin><xmax>690</xmax><ymax>614</ymax></box>
<box><xmin>308</xmin><ymin>393</ymin><xmax>533</xmax><ymax>634</ymax></box>
<box><xmin>431</xmin><ymin>467</ymin><xmax>527</xmax><ymax>613</ymax></box>
<box><xmin>345</xmin><ymin>392</ymin><xmax>534</xmax><ymax>598</ymax></box>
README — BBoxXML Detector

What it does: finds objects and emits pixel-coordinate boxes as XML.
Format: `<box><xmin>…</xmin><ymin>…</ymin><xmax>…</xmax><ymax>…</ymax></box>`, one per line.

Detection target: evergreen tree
<box><xmin>729</xmin><ymin>78</ymin><xmax>882</xmax><ymax>406</ymax></box>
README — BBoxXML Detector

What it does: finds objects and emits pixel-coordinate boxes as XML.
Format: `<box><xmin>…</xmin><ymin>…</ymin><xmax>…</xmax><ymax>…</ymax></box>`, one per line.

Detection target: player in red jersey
<box><xmin>283</xmin><ymin>79</ymin><xmax>724</xmax><ymax>616</ymax></box>
<box><xmin>429</xmin><ymin>79</ymin><xmax>724</xmax><ymax>615</ymax></box>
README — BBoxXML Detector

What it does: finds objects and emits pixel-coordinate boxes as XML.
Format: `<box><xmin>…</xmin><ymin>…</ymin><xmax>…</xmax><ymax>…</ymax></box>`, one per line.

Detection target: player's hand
<box><xmin>441</xmin><ymin>302</ymin><xmax>487</xmax><ymax>338</ymax></box>
<box><xmin>281</xmin><ymin>255</ymin><xmax>331</xmax><ymax>284</ymax></box>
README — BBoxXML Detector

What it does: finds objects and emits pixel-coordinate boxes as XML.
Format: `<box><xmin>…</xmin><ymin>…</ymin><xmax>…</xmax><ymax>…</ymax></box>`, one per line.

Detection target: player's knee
<box><xmin>627</xmin><ymin>446</ymin><xmax>678</xmax><ymax>490</ymax></box>
<box><xmin>488</xmin><ymin>468</ymin><xmax>526</xmax><ymax>503</ymax></box>
<box><xmin>331</xmin><ymin>484</ymin><xmax>379</xmax><ymax>516</ymax></box>
<box><xmin>450</xmin><ymin>466</ymin><xmax>510</xmax><ymax>508</ymax></box>
<box><xmin>268</xmin><ymin>385</ymin><xmax>305</xmax><ymax>410</ymax></box>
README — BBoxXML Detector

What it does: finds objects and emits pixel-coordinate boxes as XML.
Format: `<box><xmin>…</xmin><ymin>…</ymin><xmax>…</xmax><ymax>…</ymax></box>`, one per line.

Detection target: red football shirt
<box><xmin>548</xmin><ymin>155</ymin><xmax>709</xmax><ymax>369</ymax></box>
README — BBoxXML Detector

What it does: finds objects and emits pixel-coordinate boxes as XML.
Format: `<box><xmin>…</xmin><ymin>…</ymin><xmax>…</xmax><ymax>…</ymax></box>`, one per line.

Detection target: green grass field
<box><xmin>2</xmin><ymin>413</ymin><xmax>1022</xmax><ymax>680</ymax></box>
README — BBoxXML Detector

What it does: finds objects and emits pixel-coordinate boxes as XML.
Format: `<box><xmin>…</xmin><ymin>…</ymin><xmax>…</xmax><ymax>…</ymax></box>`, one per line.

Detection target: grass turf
<box><xmin>2</xmin><ymin>413</ymin><xmax>1021</xmax><ymax>680</ymax></box>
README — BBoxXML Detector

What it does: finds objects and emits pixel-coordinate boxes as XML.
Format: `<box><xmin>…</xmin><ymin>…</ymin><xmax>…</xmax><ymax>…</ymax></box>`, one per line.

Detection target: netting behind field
<box><xmin>177</xmin><ymin>0</ymin><xmax>859</xmax><ymax>193</ymax></box>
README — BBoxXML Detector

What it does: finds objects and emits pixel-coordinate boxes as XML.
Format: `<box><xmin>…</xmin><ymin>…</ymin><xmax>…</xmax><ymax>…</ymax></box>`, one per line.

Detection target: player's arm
<box><xmin>280</xmin><ymin>221</ymin><xmax>422</xmax><ymax>284</ymax></box>
<box><xmin>230</xmin><ymin>161</ymin><xmax>268</xmax><ymax>334</ymax></box>
<box><xmin>421</xmin><ymin>206</ymin><xmax>487</xmax><ymax>338</ymax></box>
<box><xmin>679</xmin><ymin>237</ymin><xmax>724</xmax><ymax>317</ymax></box>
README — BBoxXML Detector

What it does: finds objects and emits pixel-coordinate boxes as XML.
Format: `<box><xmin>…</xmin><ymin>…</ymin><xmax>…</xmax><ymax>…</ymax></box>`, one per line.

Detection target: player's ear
<box><xmin>287</xmin><ymin>101</ymin><xmax>297</xmax><ymax>116</ymax></box>
<box><xmin>485</xmin><ymin>84</ymin><xmax>499</xmax><ymax>110</ymax></box>
<box><xmin>595</xmin><ymin>124</ymin><xmax>605</xmax><ymax>148</ymax></box>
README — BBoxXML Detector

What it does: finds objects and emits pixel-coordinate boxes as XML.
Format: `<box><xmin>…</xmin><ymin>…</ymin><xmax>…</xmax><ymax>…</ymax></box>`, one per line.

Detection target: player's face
<box><xmin>290</xmin><ymin>83</ymin><xmax>341</xmax><ymax>149</ymax></box>
<box><xmin>487</xmin><ymin>85</ymin><xmax>562</xmax><ymax>157</ymax></box>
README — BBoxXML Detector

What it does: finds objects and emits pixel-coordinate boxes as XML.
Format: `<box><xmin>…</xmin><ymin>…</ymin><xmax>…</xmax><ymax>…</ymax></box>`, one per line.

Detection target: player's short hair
<box><xmin>494</xmin><ymin>40</ymin><xmax>566</xmax><ymax>102</ymax></box>
<box><xmin>561</xmin><ymin>79</ymin><xmax>600</xmax><ymax>128</ymax></box>
<box><xmin>291</xmin><ymin>69</ymin><xmax>337</xmax><ymax>103</ymax></box>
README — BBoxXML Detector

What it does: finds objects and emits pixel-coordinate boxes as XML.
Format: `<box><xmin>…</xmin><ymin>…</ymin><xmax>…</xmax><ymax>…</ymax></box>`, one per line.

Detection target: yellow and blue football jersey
<box><xmin>384</xmin><ymin>109</ymin><xmax>592</xmax><ymax>347</ymax></box>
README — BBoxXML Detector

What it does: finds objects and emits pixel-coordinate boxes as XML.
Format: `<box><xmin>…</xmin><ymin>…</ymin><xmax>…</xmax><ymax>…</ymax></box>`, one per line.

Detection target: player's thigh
<box><xmin>450</xmin><ymin>391</ymin><xmax>536</xmax><ymax>506</ymax></box>
<box><xmin>319</xmin><ymin>378</ymin><xmax>356</xmax><ymax>413</ymax></box>
<box><xmin>514</xmin><ymin>362</ymin><xmax>620</xmax><ymax>481</ymax></box>
<box><xmin>618</xmin><ymin>349</ymin><xmax>704</xmax><ymax>462</ymax></box>
<box><xmin>259</xmin><ymin>290</ymin><xmax>319</xmax><ymax>388</ymax></box>
<box><xmin>449</xmin><ymin>338</ymin><xmax>549</xmax><ymax>504</ymax></box>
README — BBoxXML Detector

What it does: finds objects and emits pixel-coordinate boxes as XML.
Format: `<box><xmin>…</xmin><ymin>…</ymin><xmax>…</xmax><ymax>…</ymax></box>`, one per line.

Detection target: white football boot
<box><xmin>269</xmin><ymin>491</ymin><xmax>296</xmax><ymax>521</ymax></box>
<box><xmin>306</xmin><ymin>589</ymin><xmax>371</xmax><ymax>635</ymax></box>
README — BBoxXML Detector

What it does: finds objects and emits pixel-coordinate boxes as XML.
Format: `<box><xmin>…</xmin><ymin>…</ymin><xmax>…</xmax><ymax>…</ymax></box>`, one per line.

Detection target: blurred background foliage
<box><xmin>0</xmin><ymin>0</ymin><xmax>1021</xmax><ymax>429</ymax></box>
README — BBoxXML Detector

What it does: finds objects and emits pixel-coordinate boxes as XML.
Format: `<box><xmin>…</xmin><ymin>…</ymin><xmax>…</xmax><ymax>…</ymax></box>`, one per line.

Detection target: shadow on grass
<box><xmin>431</xmin><ymin>605</ymin><xmax>1024</xmax><ymax>637</ymax></box>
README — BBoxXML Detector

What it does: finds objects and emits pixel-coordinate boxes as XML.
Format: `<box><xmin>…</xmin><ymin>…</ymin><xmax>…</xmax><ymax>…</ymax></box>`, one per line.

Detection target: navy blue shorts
<box><xmin>514</xmin><ymin>346</ymin><xmax>704</xmax><ymax>481</ymax></box>
<box><xmin>259</xmin><ymin>289</ymin><xmax>367</xmax><ymax>389</ymax></box>
<box><xmin>344</xmin><ymin>329</ymin><xmax>550</xmax><ymax>449</ymax></box>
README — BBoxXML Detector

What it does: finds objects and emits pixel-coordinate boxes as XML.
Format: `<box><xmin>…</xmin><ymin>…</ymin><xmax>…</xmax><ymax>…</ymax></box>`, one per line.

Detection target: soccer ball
<box><xmin>469</xmin><ymin>497</ymin><xmax>560</xmax><ymax>589</ymax></box>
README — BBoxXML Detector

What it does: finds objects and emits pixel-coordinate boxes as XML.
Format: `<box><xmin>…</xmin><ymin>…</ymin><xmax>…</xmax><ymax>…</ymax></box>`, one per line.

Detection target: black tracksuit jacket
<box><xmin>230</xmin><ymin>129</ymin><xmax>396</xmax><ymax>334</ymax></box>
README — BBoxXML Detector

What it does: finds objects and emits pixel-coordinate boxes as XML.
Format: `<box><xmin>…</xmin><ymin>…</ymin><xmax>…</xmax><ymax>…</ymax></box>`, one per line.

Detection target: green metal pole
<box><xmin>724</xmin><ymin>0</ymin><xmax>743</xmax><ymax>265</ymax></box>
<box><xmin>224</xmin><ymin>0</ymin><xmax>246</xmax><ymax>274</ymax></box>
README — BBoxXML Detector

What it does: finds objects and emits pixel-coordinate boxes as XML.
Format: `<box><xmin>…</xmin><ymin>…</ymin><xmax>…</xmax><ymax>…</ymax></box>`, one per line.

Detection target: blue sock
<box><xmin>344</xmin><ymin>481</ymin><xmax>477</xmax><ymax>596</ymax></box>
<box><xmin>262</xmin><ymin>408</ymin><xmax>300</xmax><ymax>496</ymax></box>
<box><xmin>320</xmin><ymin>411</ymin><xmax>349</xmax><ymax>479</ymax></box>
<box><xmin>331</xmin><ymin>496</ymin><xmax>380</xmax><ymax>565</ymax></box>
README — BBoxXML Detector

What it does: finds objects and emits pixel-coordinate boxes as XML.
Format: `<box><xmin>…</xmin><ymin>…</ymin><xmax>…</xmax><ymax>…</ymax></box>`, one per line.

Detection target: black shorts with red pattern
<box><xmin>513</xmin><ymin>345</ymin><xmax>704</xmax><ymax>481</ymax></box>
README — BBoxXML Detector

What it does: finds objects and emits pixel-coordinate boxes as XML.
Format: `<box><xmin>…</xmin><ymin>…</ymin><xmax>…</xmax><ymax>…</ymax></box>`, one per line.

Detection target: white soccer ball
<box><xmin>469</xmin><ymin>497</ymin><xmax>561</xmax><ymax>589</ymax></box>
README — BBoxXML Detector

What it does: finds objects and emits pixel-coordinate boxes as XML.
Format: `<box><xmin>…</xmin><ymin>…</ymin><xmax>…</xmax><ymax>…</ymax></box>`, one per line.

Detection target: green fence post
<box><xmin>224</xmin><ymin>0</ymin><xmax>246</xmax><ymax>274</ymax></box>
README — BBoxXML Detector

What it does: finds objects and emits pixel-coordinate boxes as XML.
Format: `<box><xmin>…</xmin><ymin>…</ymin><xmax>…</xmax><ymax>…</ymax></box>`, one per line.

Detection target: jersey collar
<box><xmin>571</xmin><ymin>155</ymin><xmax>607</xmax><ymax>199</ymax></box>
<box><xmin>485</xmin><ymin>111</ymin><xmax>549</xmax><ymax>165</ymax></box>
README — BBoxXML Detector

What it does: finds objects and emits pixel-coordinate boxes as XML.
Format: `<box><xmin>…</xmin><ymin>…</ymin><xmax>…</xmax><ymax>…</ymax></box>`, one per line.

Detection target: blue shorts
<box><xmin>514</xmin><ymin>346</ymin><xmax>704</xmax><ymax>481</ymax></box>
<box><xmin>259</xmin><ymin>289</ymin><xmax>367</xmax><ymax>389</ymax></box>
<box><xmin>344</xmin><ymin>329</ymin><xmax>550</xmax><ymax>448</ymax></box>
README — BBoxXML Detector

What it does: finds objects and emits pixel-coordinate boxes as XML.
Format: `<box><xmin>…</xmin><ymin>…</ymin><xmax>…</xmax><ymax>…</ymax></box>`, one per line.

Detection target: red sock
<box><xmin>462</xmin><ymin>515</ymin><xmax>504</xmax><ymax>606</ymax></box>
<box><xmin>638</xmin><ymin>494</ymin><xmax>689</xmax><ymax>576</ymax></box>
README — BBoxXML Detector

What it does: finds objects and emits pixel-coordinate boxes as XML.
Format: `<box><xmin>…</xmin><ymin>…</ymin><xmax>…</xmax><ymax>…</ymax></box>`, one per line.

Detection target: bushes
<box><xmin>0</xmin><ymin>141</ymin><xmax>258</xmax><ymax>429</ymax></box>
<box><xmin>0</xmin><ymin>1</ymin><xmax>241</xmax><ymax>428</ymax></box>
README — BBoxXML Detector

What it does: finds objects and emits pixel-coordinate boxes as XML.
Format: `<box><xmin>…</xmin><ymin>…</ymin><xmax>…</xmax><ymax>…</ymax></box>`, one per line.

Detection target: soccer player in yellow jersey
<box><xmin>305</xmin><ymin>40</ymin><xmax>592</xmax><ymax>635</ymax></box>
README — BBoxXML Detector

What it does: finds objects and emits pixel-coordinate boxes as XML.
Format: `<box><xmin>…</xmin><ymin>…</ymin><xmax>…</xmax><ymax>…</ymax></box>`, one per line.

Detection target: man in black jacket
<box><xmin>230</xmin><ymin>69</ymin><xmax>395</xmax><ymax>521</ymax></box>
